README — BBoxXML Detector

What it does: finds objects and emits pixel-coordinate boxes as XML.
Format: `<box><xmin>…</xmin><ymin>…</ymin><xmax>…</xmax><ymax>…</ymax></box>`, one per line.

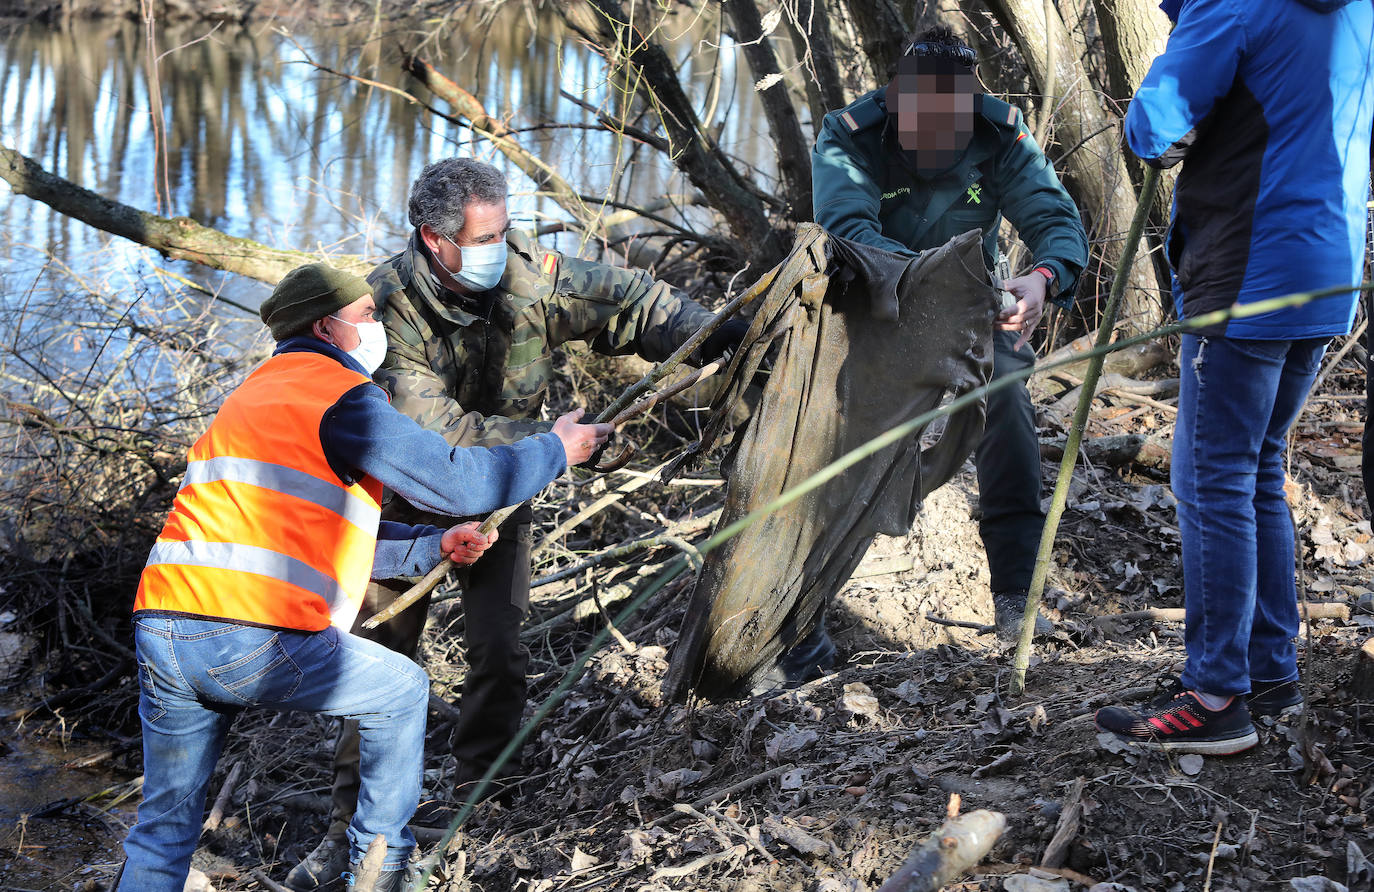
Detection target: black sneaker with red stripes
<box><xmin>1094</xmin><ymin>689</ymin><xmax>1259</xmax><ymax>755</ymax></box>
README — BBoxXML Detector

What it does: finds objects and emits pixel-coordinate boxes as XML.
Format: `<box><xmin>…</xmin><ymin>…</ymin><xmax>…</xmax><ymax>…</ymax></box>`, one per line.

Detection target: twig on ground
<box><xmin>250</xmin><ymin>869</ymin><xmax>293</xmax><ymax>892</ymax></box>
<box><xmin>591</xmin><ymin>573</ymin><xmax>636</xmax><ymax>653</ymax></box>
<box><xmin>924</xmin><ymin>614</ymin><xmax>996</xmax><ymax>635</ymax></box>
<box><xmin>649</xmin><ymin>765</ymin><xmax>795</xmax><ymax>827</ymax></box>
<box><xmin>202</xmin><ymin>759</ymin><xmax>244</xmax><ymax>832</ymax></box>
<box><xmin>1040</xmin><ymin>776</ymin><xmax>1085</xmax><ymax>868</ymax></box>
<box><xmin>649</xmin><ymin>845</ymin><xmax>746</xmax><ymax>880</ymax></box>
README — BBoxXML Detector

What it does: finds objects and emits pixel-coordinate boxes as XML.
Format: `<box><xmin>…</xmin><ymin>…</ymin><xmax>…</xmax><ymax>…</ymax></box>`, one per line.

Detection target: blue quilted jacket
<box><xmin>1126</xmin><ymin>0</ymin><xmax>1374</xmax><ymax>338</ymax></box>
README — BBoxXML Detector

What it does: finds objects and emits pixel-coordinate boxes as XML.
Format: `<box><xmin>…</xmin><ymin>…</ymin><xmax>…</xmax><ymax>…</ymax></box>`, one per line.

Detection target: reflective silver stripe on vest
<box><xmin>144</xmin><ymin>540</ymin><xmax>353</xmax><ymax>615</ymax></box>
<box><xmin>181</xmin><ymin>456</ymin><xmax>380</xmax><ymax>533</ymax></box>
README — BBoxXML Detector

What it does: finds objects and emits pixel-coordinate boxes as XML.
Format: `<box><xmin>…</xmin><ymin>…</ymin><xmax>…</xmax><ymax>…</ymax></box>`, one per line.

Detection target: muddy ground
<box><xmin>1</xmin><ymin>345</ymin><xmax>1371</xmax><ymax>892</ymax></box>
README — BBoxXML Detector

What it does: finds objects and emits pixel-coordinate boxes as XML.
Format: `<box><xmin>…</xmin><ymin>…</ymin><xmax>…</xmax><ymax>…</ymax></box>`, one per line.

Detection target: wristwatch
<box><xmin>1032</xmin><ymin>265</ymin><xmax>1058</xmax><ymax>298</ymax></box>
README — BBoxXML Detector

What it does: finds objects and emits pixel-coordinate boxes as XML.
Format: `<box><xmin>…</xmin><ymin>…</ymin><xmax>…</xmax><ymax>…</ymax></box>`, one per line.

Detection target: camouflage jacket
<box><xmin>368</xmin><ymin>229</ymin><xmax>717</xmax><ymax>448</ymax></box>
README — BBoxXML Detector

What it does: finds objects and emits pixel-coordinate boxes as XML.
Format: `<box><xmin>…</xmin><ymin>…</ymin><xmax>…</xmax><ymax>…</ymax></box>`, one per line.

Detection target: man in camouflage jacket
<box><xmin>287</xmin><ymin>157</ymin><xmax>739</xmax><ymax>890</ymax></box>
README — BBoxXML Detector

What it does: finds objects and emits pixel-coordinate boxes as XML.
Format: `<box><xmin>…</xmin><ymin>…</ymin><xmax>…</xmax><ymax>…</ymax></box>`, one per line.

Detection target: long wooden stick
<box><xmin>361</xmin><ymin>317</ymin><xmax>741</xmax><ymax>630</ymax></box>
<box><xmin>1009</xmin><ymin>166</ymin><xmax>1161</xmax><ymax>696</ymax></box>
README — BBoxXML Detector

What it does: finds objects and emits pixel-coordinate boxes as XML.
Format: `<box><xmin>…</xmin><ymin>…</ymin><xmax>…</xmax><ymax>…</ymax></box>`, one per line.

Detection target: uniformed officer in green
<box><xmin>811</xmin><ymin>27</ymin><xmax>1088</xmax><ymax>647</ymax></box>
<box><xmin>286</xmin><ymin>158</ymin><xmax>743</xmax><ymax>890</ymax></box>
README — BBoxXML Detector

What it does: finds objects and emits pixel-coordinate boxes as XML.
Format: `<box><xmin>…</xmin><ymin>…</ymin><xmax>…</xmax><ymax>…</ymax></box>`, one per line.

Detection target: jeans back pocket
<box><xmin>207</xmin><ymin>633</ymin><xmax>303</xmax><ymax>707</ymax></box>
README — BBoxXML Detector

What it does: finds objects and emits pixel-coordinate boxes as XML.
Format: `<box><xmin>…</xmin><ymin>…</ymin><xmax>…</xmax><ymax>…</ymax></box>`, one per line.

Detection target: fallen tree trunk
<box><xmin>0</xmin><ymin>144</ymin><xmax>332</xmax><ymax>284</ymax></box>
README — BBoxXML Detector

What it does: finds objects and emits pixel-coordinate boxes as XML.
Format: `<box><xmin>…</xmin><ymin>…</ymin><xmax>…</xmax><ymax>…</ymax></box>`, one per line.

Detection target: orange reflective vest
<box><xmin>135</xmin><ymin>351</ymin><xmax>384</xmax><ymax>632</ymax></box>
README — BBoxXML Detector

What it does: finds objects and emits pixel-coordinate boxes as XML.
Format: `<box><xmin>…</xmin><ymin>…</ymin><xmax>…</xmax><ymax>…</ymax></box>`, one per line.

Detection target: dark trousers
<box><xmin>975</xmin><ymin>329</ymin><xmax>1046</xmax><ymax>594</ymax></box>
<box><xmin>327</xmin><ymin>505</ymin><xmax>534</xmax><ymax>837</ymax></box>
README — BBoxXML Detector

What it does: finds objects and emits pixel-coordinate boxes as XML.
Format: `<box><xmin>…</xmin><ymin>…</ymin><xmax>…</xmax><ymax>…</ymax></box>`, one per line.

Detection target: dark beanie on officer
<box><xmin>259</xmin><ymin>263</ymin><xmax>371</xmax><ymax>341</ymax></box>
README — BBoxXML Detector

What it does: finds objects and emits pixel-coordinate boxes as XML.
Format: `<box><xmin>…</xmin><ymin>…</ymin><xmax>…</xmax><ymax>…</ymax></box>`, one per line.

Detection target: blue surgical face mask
<box><xmin>330</xmin><ymin>315</ymin><xmax>388</xmax><ymax>375</ymax></box>
<box><xmin>432</xmin><ymin>235</ymin><xmax>508</xmax><ymax>293</ymax></box>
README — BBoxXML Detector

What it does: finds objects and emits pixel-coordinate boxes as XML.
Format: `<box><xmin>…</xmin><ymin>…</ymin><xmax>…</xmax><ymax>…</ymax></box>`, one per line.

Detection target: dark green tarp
<box><xmin>665</xmin><ymin>225</ymin><xmax>998</xmax><ymax>700</ymax></box>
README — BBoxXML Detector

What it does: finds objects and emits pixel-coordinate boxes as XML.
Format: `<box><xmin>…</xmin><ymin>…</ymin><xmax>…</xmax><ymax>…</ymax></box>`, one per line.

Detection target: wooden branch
<box><xmin>402</xmin><ymin>56</ymin><xmax>597</xmax><ymax>233</ymax></box>
<box><xmin>534</xmin><ymin>534</ymin><xmax>704</xmax><ymax>590</ymax></box>
<box><xmin>1012</xmin><ymin>166</ymin><xmax>1162</xmax><ymax>695</ymax></box>
<box><xmin>649</xmin><ymin>765</ymin><xmax>795</xmax><ymax>827</ymax></box>
<box><xmin>650</xmin><ymin>846</ymin><xmax>746</xmax><ymax>880</ymax></box>
<box><xmin>876</xmin><ymin>809</ymin><xmax>1007</xmax><ymax>892</ymax></box>
<box><xmin>365</xmin><ymin>342</ymin><xmax>730</xmax><ymax>630</ymax></box>
<box><xmin>610</xmin><ymin>360</ymin><xmax>721</xmax><ymax>425</ymax></box>
<box><xmin>572</xmin><ymin>0</ymin><xmax>782</xmax><ymax>263</ymax></box>
<box><xmin>1040</xmin><ymin>776</ymin><xmax>1084</xmax><ymax>868</ymax></box>
<box><xmin>924</xmin><ymin>614</ymin><xmax>996</xmax><ymax>635</ymax></box>
<box><xmin>249</xmin><ymin>870</ymin><xmax>293</xmax><ymax>892</ymax></box>
<box><xmin>1094</xmin><ymin>603</ymin><xmax>1350</xmax><ymax>626</ymax></box>
<box><xmin>523</xmin><ymin>553</ymin><xmax>695</xmax><ymax>643</ymax></box>
<box><xmin>202</xmin><ymin>760</ymin><xmax>244</xmax><ymax>833</ymax></box>
<box><xmin>1040</xmin><ymin>332</ymin><xmax>1171</xmax><ymax>379</ymax></box>
<box><xmin>1039</xmin><ymin>433</ymin><xmax>1172</xmax><ymax>471</ymax></box>
<box><xmin>0</xmin><ymin>144</ymin><xmax>333</xmax><ymax>284</ymax></box>
<box><xmin>350</xmin><ymin>834</ymin><xmax>388</xmax><ymax>892</ymax></box>
<box><xmin>591</xmin><ymin>580</ymin><xmax>636</xmax><ymax>653</ymax></box>
<box><xmin>533</xmin><ymin>463</ymin><xmax>668</xmax><ymax>558</ymax></box>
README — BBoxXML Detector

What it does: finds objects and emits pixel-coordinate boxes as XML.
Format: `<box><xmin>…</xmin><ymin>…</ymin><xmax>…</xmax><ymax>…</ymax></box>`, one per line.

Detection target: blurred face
<box><xmin>889</xmin><ymin>58</ymin><xmax>977</xmax><ymax>169</ymax></box>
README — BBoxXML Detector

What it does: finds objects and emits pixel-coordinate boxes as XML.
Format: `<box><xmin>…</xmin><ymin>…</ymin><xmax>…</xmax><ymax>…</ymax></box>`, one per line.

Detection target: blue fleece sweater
<box><xmin>274</xmin><ymin>338</ymin><xmax>567</xmax><ymax>578</ymax></box>
<box><xmin>1126</xmin><ymin>0</ymin><xmax>1373</xmax><ymax>339</ymax></box>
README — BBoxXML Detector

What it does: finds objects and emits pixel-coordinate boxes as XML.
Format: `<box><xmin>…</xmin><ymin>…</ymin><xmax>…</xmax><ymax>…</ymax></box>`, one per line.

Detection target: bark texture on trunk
<box><xmin>985</xmin><ymin>0</ymin><xmax>1167</xmax><ymax>337</ymax></box>
<box><xmin>570</xmin><ymin>0</ymin><xmax>787</xmax><ymax>266</ymax></box>
<box><xmin>783</xmin><ymin>0</ymin><xmax>849</xmax><ymax>131</ymax></box>
<box><xmin>724</xmin><ymin>0</ymin><xmax>814</xmax><ymax>220</ymax></box>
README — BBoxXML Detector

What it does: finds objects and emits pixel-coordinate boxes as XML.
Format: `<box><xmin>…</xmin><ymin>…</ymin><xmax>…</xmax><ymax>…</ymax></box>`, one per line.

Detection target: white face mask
<box><xmin>329</xmin><ymin>315</ymin><xmax>388</xmax><ymax>375</ymax></box>
<box><xmin>432</xmin><ymin>235</ymin><xmax>508</xmax><ymax>293</ymax></box>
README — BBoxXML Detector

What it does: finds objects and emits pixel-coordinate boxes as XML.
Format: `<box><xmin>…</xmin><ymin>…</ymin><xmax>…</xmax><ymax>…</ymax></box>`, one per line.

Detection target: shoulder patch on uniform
<box><xmin>541</xmin><ymin>253</ymin><xmax>557</xmax><ymax>277</ymax></box>
<box><xmin>977</xmin><ymin>94</ymin><xmax>1022</xmax><ymax>129</ymax></box>
<box><xmin>836</xmin><ymin>93</ymin><xmax>885</xmax><ymax>133</ymax></box>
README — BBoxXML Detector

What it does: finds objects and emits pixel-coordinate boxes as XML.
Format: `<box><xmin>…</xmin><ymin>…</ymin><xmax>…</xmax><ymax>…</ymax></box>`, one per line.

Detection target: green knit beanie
<box><xmin>259</xmin><ymin>263</ymin><xmax>372</xmax><ymax>340</ymax></box>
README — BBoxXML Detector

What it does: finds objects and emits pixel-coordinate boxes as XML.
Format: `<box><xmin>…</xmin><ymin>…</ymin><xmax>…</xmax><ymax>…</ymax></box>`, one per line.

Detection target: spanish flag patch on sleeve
<box><xmin>542</xmin><ymin>253</ymin><xmax>558</xmax><ymax>277</ymax></box>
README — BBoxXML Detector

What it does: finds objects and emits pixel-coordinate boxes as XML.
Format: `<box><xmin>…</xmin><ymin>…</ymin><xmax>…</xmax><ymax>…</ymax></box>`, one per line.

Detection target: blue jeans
<box><xmin>119</xmin><ymin>616</ymin><xmax>429</xmax><ymax>892</ymax></box>
<box><xmin>1174</xmin><ymin>334</ymin><xmax>1327</xmax><ymax>697</ymax></box>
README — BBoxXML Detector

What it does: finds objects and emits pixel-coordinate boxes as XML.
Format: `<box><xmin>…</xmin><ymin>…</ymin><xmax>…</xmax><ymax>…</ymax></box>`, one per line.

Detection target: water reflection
<box><xmin>0</xmin><ymin>7</ymin><xmax>775</xmax><ymax>309</ymax></box>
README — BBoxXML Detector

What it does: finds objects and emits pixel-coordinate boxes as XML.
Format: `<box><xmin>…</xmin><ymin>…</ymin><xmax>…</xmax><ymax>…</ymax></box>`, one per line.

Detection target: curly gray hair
<box><xmin>407</xmin><ymin>158</ymin><xmax>508</xmax><ymax>237</ymax></box>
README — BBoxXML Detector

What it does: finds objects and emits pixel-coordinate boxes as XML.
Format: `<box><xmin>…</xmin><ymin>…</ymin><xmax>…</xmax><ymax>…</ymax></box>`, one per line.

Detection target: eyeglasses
<box><xmin>902</xmin><ymin>41</ymin><xmax>978</xmax><ymax>68</ymax></box>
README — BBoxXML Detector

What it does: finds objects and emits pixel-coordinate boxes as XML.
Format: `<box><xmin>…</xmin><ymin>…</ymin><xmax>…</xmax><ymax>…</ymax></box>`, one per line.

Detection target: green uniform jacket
<box><xmin>369</xmin><ymin>229</ymin><xmax>717</xmax><ymax>448</ymax></box>
<box><xmin>811</xmin><ymin>88</ymin><xmax>1088</xmax><ymax>307</ymax></box>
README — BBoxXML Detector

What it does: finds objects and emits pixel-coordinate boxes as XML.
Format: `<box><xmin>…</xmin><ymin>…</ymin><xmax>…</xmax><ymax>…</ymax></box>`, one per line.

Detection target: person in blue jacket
<box><xmin>806</xmin><ymin>26</ymin><xmax>1089</xmax><ymax>653</ymax></box>
<box><xmin>1096</xmin><ymin>0</ymin><xmax>1373</xmax><ymax>755</ymax></box>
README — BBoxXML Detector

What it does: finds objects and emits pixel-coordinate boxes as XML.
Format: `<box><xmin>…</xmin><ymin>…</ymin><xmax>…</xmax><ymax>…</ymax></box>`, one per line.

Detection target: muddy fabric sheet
<box><xmin>665</xmin><ymin>225</ymin><xmax>998</xmax><ymax>700</ymax></box>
